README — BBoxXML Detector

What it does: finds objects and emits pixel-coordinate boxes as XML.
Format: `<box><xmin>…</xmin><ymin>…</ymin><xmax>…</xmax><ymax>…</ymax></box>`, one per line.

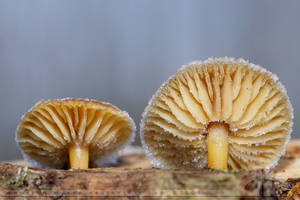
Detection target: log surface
<box><xmin>0</xmin><ymin>140</ymin><xmax>300</xmax><ymax>199</ymax></box>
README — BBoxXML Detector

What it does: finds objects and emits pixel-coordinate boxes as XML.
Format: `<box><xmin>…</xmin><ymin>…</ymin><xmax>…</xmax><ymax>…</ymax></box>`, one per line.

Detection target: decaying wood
<box><xmin>0</xmin><ymin>140</ymin><xmax>300</xmax><ymax>199</ymax></box>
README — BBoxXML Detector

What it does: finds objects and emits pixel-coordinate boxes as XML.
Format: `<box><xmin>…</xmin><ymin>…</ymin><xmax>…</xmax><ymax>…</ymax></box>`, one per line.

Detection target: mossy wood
<box><xmin>0</xmin><ymin>140</ymin><xmax>300</xmax><ymax>199</ymax></box>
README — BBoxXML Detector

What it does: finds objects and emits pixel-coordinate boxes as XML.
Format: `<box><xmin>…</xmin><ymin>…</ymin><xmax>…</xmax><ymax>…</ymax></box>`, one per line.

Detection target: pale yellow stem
<box><xmin>69</xmin><ymin>144</ymin><xmax>89</xmax><ymax>169</ymax></box>
<box><xmin>206</xmin><ymin>123</ymin><xmax>229</xmax><ymax>170</ymax></box>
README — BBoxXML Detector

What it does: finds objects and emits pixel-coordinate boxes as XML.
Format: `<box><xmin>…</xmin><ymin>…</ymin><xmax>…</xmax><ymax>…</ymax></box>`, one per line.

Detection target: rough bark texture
<box><xmin>0</xmin><ymin>140</ymin><xmax>300</xmax><ymax>199</ymax></box>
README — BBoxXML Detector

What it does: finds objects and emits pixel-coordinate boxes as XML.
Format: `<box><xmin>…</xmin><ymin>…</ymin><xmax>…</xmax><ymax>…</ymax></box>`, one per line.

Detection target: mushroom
<box><xmin>16</xmin><ymin>98</ymin><xmax>135</xmax><ymax>169</ymax></box>
<box><xmin>141</xmin><ymin>58</ymin><xmax>293</xmax><ymax>170</ymax></box>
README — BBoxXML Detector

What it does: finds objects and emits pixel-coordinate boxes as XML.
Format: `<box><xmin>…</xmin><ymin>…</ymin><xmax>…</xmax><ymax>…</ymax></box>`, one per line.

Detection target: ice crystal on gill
<box><xmin>158</xmin><ymin>143</ymin><xmax>166</xmax><ymax>147</ymax></box>
<box><xmin>230</xmin><ymin>126</ymin><xmax>238</xmax><ymax>132</ymax></box>
<box><xmin>192</xmin><ymin>155</ymin><xmax>202</xmax><ymax>163</ymax></box>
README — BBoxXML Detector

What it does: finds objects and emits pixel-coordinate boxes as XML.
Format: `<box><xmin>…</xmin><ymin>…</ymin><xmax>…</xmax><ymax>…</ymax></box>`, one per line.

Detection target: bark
<box><xmin>0</xmin><ymin>140</ymin><xmax>299</xmax><ymax>200</ymax></box>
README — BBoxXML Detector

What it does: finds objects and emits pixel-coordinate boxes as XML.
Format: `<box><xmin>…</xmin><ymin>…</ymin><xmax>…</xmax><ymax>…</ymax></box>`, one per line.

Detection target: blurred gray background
<box><xmin>0</xmin><ymin>0</ymin><xmax>299</xmax><ymax>161</ymax></box>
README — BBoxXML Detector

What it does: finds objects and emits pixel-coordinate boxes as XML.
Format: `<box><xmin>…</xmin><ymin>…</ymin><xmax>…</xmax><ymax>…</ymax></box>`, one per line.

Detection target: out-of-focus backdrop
<box><xmin>0</xmin><ymin>0</ymin><xmax>299</xmax><ymax>160</ymax></box>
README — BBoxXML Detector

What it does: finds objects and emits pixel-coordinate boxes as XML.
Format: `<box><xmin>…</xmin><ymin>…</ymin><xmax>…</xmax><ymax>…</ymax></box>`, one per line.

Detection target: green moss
<box><xmin>29</xmin><ymin>175</ymin><xmax>53</xmax><ymax>193</ymax></box>
<box><xmin>31</xmin><ymin>175</ymin><xmax>43</xmax><ymax>186</ymax></box>
<box><xmin>5</xmin><ymin>167</ymin><xmax>28</xmax><ymax>189</ymax></box>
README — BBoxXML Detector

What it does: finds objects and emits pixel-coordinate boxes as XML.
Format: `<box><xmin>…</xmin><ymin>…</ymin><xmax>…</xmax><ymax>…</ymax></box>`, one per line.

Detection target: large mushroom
<box><xmin>141</xmin><ymin>58</ymin><xmax>293</xmax><ymax>170</ymax></box>
<box><xmin>16</xmin><ymin>98</ymin><xmax>135</xmax><ymax>169</ymax></box>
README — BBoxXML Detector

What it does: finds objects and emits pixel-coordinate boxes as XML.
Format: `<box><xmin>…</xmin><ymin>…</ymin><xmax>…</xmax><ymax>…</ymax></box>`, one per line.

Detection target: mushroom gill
<box><xmin>140</xmin><ymin>57</ymin><xmax>293</xmax><ymax>170</ymax></box>
<box><xmin>16</xmin><ymin>98</ymin><xmax>135</xmax><ymax>169</ymax></box>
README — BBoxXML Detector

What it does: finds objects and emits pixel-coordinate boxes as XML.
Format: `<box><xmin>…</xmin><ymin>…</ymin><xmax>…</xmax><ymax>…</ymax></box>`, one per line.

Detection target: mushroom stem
<box><xmin>206</xmin><ymin>123</ymin><xmax>229</xmax><ymax>170</ymax></box>
<box><xmin>69</xmin><ymin>144</ymin><xmax>89</xmax><ymax>169</ymax></box>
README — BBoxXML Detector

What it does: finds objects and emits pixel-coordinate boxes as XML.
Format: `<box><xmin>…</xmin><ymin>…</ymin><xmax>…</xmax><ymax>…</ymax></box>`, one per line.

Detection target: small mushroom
<box><xmin>141</xmin><ymin>58</ymin><xmax>293</xmax><ymax>170</ymax></box>
<box><xmin>16</xmin><ymin>98</ymin><xmax>135</xmax><ymax>169</ymax></box>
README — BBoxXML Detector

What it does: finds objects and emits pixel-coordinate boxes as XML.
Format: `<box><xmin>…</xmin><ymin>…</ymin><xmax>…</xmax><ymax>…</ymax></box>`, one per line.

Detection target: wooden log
<box><xmin>0</xmin><ymin>140</ymin><xmax>300</xmax><ymax>199</ymax></box>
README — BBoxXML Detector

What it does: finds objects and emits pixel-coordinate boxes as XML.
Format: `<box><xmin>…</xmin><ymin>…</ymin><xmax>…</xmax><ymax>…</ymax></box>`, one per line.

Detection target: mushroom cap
<box><xmin>140</xmin><ymin>57</ymin><xmax>293</xmax><ymax>170</ymax></box>
<box><xmin>16</xmin><ymin>98</ymin><xmax>136</xmax><ymax>168</ymax></box>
